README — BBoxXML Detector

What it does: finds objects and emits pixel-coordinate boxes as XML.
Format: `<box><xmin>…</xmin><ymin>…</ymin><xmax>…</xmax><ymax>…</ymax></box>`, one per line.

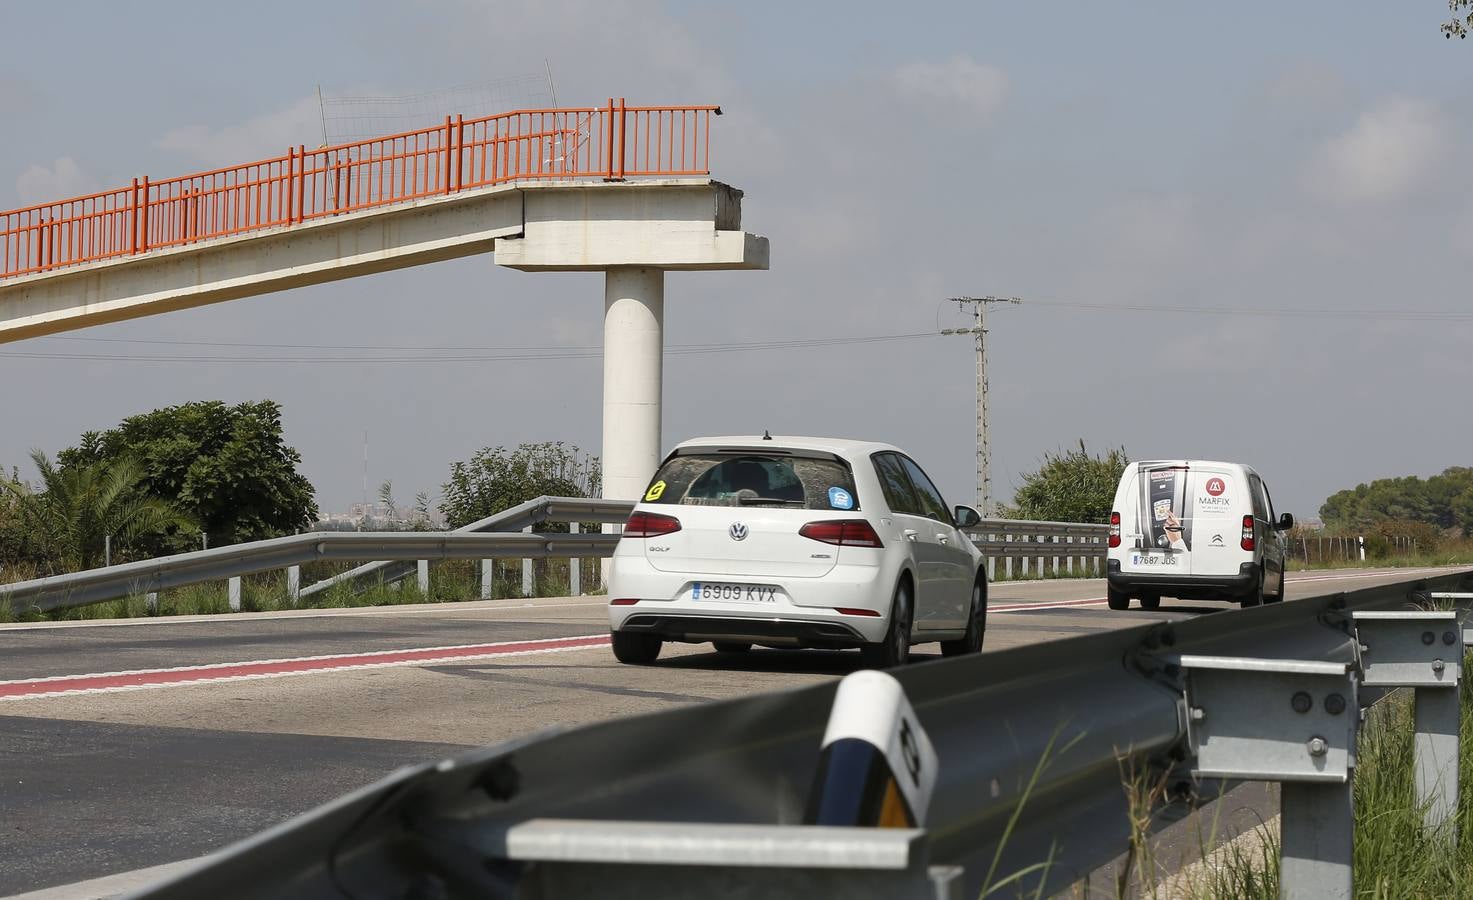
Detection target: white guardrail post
<box><xmin>1353</xmin><ymin>610</ymin><xmax>1464</xmax><ymax>835</ymax></box>
<box><xmin>417</xmin><ymin>560</ymin><xmax>429</xmax><ymax>595</ymax></box>
<box><xmin>227</xmin><ymin>576</ymin><xmax>241</xmax><ymax>612</ymax></box>
<box><xmin>1177</xmin><ymin>655</ymin><xmax>1359</xmax><ymax>900</ymax></box>
<box><xmin>286</xmin><ymin>565</ymin><xmax>300</xmax><ymax>606</ymax></box>
<box><xmin>522</xmin><ymin>525</ymin><xmax>533</xmax><ymax>597</ymax></box>
<box><xmin>481</xmin><ymin>559</ymin><xmax>494</xmax><ymax>600</ymax></box>
<box><xmin>569</xmin><ymin>522</ymin><xmax>582</xmax><ymax>596</ymax></box>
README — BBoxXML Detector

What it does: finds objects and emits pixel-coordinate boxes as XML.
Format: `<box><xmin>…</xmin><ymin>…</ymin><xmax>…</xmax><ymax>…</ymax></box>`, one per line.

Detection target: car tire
<box><xmin>713</xmin><ymin>641</ymin><xmax>752</xmax><ymax>654</ymax></box>
<box><xmin>941</xmin><ymin>578</ymin><xmax>987</xmax><ymax>657</ymax></box>
<box><xmin>861</xmin><ymin>581</ymin><xmax>913</xmax><ymax>669</ymax></box>
<box><xmin>1139</xmin><ymin>593</ymin><xmax>1161</xmax><ymax>611</ymax></box>
<box><xmin>611</xmin><ymin>631</ymin><xmax>662</xmax><ymax>665</ymax></box>
<box><xmin>1107</xmin><ymin>589</ymin><xmax>1130</xmax><ymax>611</ymax></box>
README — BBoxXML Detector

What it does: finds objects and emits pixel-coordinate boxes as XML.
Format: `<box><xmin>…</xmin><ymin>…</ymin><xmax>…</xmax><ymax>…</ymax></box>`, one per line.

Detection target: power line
<box><xmin>0</xmin><ymin>332</ymin><xmax>941</xmax><ymax>364</ymax></box>
<box><xmin>1024</xmin><ymin>299</ymin><xmax>1473</xmax><ymax>321</ymax></box>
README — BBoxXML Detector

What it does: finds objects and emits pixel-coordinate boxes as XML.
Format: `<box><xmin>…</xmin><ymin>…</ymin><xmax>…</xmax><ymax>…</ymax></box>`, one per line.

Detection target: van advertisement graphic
<box><xmin>1139</xmin><ymin>466</ymin><xmax>1191</xmax><ymax>552</ymax></box>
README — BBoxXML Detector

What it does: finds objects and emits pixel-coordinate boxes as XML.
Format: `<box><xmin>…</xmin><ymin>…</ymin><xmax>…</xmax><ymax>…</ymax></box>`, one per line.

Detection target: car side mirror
<box><xmin>954</xmin><ymin>505</ymin><xmax>982</xmax><ymax>529</ymax></box>
<box><xmin>1276</xmin><ymin>512</ymin><xmax>1295</xmax><ymax>531</ymax></box>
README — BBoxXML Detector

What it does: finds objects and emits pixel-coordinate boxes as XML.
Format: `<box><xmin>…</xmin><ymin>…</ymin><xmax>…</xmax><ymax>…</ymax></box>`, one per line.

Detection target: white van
<box><xmin>1105</xmin><ymin>460</ymin><xmax>1293</xmax><ymax>610</ymax></box>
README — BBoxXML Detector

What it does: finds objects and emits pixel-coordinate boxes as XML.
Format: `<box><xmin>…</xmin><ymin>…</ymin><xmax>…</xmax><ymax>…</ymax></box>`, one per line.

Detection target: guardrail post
<box><xmin>228</xmin><ymin>576</ymin><xmax>241</xmax><ymax>612</ymax></box>
<box><xmin>569</xmin><ymin>522</ymin><xmax>581</xmax><ymax>596</ymax></box>
<box><xmin>481</xmin><ymin>559</ymin><xmax>494</xmax><ymax>600</ymax></box>
<box><xmin>1353</xmin><ymin>610</ymin><xmax>1462</xmax><ymax>836</ymax></box>
<box><xmin>1177</xmin><ymin>655</ymin><xmax>1358</xmax><ymax>900</ymax></box>
<box><xmin>146</xmin><ymin>592</ymin><xmax>158</xmax><ymax>613</ymax></box>
<box><xmin>417</xmin><ymin>560</ymin><xmax>430</xmax><ymax>595</ymax></box>
<box><xmin>286</xmin><ymin>565</ymin><xmax>300</xmax><ymax>605</ymax></box>
<box><xmin>523</xmin><ymin>525</ymin><xmax>534</xmax><ymax>598</ymax></box>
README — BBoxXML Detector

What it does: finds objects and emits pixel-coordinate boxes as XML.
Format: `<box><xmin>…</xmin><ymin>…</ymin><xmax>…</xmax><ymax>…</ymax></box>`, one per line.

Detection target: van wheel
<box><xmin>1139</xmin><ymin>593</ymin><xmax>1161</xmax><ymax>611</ymax></box>
<box><xmin>941</xmin><ymin>578</ymin><xmax>987</xmax><ymax>657</ymax></box>
<box><xmin>861</xmin><ymin>581</ymin><xmax>912</xmax><ymax>669</ymax></box>
<box><xmin>1107</xmin><ymin>589</ymin><xmax>1130</xmax><ymax>611</ymax></box>
<box><xmin>611</xmin><ymin>631</ymin><xmax>662</xmax><ymax>665</ymax></box>
<box><xmin>713</xmin><ymin>641</ymin><xmax>752</xmax><ymax>653</ymax></box>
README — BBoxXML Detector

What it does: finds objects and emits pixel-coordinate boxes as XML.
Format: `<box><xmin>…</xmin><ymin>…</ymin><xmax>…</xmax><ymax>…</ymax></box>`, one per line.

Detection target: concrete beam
<box><xmin>0</xmin><ymin>186</ymin><xmax>528</xmax><ymax>343</ymax></box>
<box><xmin>0</xmin><ymin>179</ymin><xmax>767</xmax><ymax>344</ymax></box>
<box><xmin>494</xmin><ymin>180</ymin><xmax>769</xmax><ymax>272</ymax></box>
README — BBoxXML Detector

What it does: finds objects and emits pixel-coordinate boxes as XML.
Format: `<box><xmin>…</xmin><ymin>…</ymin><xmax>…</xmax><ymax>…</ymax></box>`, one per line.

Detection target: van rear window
<box><xmin>642</xmin><ymin>454</ymin><xmax>860</xmax><ymax>511</ymax></box>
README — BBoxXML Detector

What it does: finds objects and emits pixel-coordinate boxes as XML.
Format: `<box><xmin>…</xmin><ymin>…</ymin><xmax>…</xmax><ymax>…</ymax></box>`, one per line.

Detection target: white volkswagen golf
<box><xmin>607</xmin><ymin>435</ymin><xmax>988</xmax><ymax>668</ymax></box>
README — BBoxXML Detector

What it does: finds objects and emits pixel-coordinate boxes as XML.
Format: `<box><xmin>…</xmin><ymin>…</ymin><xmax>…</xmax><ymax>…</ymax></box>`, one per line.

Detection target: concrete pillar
<box><xmin>602</xmin><ymin>267</ymin><xmax>665</xmax><ymax>504</ymax></box>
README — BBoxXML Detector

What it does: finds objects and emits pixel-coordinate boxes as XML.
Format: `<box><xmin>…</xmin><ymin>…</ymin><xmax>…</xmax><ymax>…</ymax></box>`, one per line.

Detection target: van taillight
<box><xmin>1241</xmin><ymin>515</ymin><xmax>1255</xmax><ymax>551</ymax></box>
<box><xmin>1109</xmin><ymin>511</ymin><xmax>1121</xmax><ymax>548</ymax></box>
<box><xmin>800</xmin><ymin>520</ymin><xmax>884</xmax><ymax>548</ymax></box>
<box><xmin>624</xmin><ymin>511</ymin><xmax>681</xmax><ymax>538</ymax></box>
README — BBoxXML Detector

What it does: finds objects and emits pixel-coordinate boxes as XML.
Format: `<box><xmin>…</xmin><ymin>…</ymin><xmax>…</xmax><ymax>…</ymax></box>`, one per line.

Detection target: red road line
<box><xmin>991</xmin><ymin>597</ymin><xmax>1107</xmax><ymax>613</ymax></box>
<box><xmin>0</xmin><ymin>634</ymin><xmax>611</xmax><ymax>700</ymax></box>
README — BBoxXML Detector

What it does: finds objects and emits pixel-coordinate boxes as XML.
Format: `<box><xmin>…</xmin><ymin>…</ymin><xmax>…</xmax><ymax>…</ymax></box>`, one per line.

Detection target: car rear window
<box><xmin>643</xmin><ymin>453</ymin><xmax>860</xmax><ymax>511</ymax></box>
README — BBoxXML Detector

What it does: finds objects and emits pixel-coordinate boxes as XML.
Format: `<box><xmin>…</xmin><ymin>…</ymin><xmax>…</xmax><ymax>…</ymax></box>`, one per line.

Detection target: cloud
<box><xmin>1307</xmin><ymin>97</ymin><xmax>1449</xmax><ymax>203</ymax></box>
<box><xmin>891</xmin><ymin>55</ymin><xmax>1008</xmax><ymax>122</ymax></box>
<box><xmin>15</xmin><ymin>157</ymin><xmax>96</xmax><ymax>204</ymax></box>
<box><xmin>155</xmin><ymin>95</ymin><xmax>322</xmax><ymax>165</ymax></box>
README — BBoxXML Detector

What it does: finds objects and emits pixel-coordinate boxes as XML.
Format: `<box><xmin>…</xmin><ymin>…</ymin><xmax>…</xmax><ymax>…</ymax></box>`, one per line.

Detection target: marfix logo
<box><xmin>1206</xmin><ymin>477</ymin><xmax>1226</xmax><ymax>497</ymax></box>
<box><xmin>728</xmin><ymin>522</ymin><xmax>749</xmax><ymax>541</ymax></box>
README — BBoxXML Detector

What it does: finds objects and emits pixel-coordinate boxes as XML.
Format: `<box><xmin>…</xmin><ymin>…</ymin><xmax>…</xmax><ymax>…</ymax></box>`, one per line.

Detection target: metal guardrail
<box><xmin>298</xmin><ymin>496</ymin><xmax>633</xmax><ymax>600</ymax></box>
<box><xmin>966</xmin><ymin>517</ymin><xmax>1108</xmax><ymax>580</ymax></box>
<box><xmin>1</xmin><ymin>499</ymin><xmax>1107</xmax><ymax>614</ymax></box>
<box><xmin>128</xmin><ymin>568</ymin><xmax>1473</xmax><ymax>899</ymax></box>
<box><xmin>0</xmin><ymin>496</ymin><xmax>631</xmax><ymax>615</ymax></box>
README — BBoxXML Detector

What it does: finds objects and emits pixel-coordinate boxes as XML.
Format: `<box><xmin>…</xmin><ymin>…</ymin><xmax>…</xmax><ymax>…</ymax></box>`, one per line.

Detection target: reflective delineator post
<box><xmin>228</xmin><ymin>576</ymin><xmax>241</xmax><ymax>612</ymax></box>
<box><xmin>286</xmin><ymin>565</ymin><xmax>300</xmax><ymax>606</ymax></box>
<box><xmin>1353</xmin><ymin>611</ymin><xmax>1462</xmax><ymax>838</ymax></box>
<box><xmin>1177</xmin><ymin>655</ymin><xmax>1359</xmax><ymax>900</ymax></box>
<box><xmin>805</xmin><ymin>670</ymin><xmax>938</xmax><ymax>828</ymax></box>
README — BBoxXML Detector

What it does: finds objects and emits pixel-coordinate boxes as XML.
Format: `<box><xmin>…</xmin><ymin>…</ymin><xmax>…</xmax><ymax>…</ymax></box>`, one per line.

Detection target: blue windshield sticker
<box><xmin>828</xmin><ymin>486</ymin><xmax>854</xmax><ymax>510</ymax></box>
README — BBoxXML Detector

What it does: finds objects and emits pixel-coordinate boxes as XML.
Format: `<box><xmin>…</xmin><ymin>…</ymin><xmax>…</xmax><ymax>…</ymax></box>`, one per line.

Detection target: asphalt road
<box><xmin>0</xmin><ymin>566</ymin><xmax>1453</xmax><ymax>897</ymax></box>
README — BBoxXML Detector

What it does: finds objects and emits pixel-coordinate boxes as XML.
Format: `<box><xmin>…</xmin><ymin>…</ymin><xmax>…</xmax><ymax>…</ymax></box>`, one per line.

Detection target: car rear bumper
<box><xmin>606</xmin><ymin>552</ymin><xmax>894</xmax><ymax>644</ymax></box>
<box><xmin>1107</xmin><ymin>560</ymin><xmax>1260</xmax><ymax>599</ymax></box>
<box><xmin>616</xmin><ymin>613</ymin><xmax>870</xmax><ymax>647</ymax></box>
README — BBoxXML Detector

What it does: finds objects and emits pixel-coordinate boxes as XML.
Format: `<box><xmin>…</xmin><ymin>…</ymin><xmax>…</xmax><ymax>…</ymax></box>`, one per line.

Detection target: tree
<box><xmin>1446</xmin><ymin>1</ymin><xmax>1472</xmax><ymax>38</ymax></box>
<box><xmin>440</xmin><ymin>442</ymin><xmax>600</xmax><ymax>529</ymax></box>
<box><xmin>1319</xmin><ymin>466</ymin><xmax>1473</xmax><ymax>536</ymax></box>
<box><xmin>57</xmin><ymin>400</ymin><xmax>317</xmax><ymax>549</ymax></box>
<box><xmin>1002</xmin><ymin>441</ymin><xmax>1127</xmax><ymax>525</ymax></box>
<box><xmin>1</xmin><ymin>451</ymin><xmax>196</xmax><ymax>573</ymax></box>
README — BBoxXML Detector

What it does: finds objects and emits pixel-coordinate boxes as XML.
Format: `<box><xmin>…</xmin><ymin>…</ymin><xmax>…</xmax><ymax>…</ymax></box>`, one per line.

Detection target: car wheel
<box><xmin>713</xmin><ymin>641</ymin><xmax>752</xmax><ymax>653</ymax></box>
<box><xmin>861</xmin><ymin>581</ymin><xmax>913</xmax><ymax>669</ymax></box>
<box><xmin>1107</xmin><ymin>589</ymin><xmax>1130</xmax><ymax>611</ymax></box>
<box><xmin>611</xmin><ymin>631</ymin><xmax>662</xmax><ymax>665</ymax></box>
<box><xmin>941</xmin><ymin>578</ymin><xmax>987</xmax><ymax>657</ymax></box>
<box><xmin>1138</xmin><ymin>593</ymin><xmax>1161</xmax><ymax>611</ymax></box>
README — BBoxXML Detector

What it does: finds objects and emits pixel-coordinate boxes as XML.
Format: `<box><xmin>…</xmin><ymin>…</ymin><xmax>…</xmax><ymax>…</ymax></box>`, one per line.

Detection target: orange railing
<box><xmin>0</xmin><ymin>99</ymin><xmax>718</xmax><ymax>279</ymax></box>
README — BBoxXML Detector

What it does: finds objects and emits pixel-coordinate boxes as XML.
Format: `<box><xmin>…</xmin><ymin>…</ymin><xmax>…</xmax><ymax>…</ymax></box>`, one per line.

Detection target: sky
<box><xmin>1</xmin><ymin>2</ymin><xmax>1470</xmax><ymax>521</ymax></box>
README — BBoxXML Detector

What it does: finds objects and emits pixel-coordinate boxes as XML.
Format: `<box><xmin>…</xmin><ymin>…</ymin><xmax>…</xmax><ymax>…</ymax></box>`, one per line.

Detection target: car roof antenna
<box><xmin>762</xmin><ymin>430</ymin><xmax>772</xmax><ymax>440</ymax></box>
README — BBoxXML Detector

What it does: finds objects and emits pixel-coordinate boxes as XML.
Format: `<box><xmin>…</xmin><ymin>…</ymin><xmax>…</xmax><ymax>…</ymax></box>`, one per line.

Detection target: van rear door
<box><xmin>1189</xmin><ymin>465</ymin><xmax>1246</xmax><ymax>576</ymax></box>
<box><xmin>1121</xmin><ymin>464</ymin><xmax>1193</xmax><ymax>577</ymax></box>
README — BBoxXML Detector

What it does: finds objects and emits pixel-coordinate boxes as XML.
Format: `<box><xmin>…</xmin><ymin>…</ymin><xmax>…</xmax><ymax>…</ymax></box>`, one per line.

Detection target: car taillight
<box><xmin>834</xmin><ymin>607</ymin><xmax>882</xmax><ymax>617</ymax></box>
<box><xmin>799</xmin><ymin>520</ymin><xmax>884</xmax><ymax>548</ymax></box>
<box><xmin>623</xmin><ymin>511</ymin><xmax>681</xmax><ymax>538</ymax></box>
<box><xmin>610</xmin><ymin>598</ymin><xmax>639</xmax><ymax>605</ymax></box>
<box><xmin>1241</xmin><ymin>515</ymin><xmax>1255</xmax><ymax>551</ymax></box>
<box><xmin>1109</xmin><ymin>511</ymin><xmax>1121</xmax><ymax>548</ymax></box>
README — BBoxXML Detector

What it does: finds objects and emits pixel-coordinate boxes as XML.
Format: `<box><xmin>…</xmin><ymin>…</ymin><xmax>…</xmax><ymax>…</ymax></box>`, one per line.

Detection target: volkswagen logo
<box><xmin>728</xmin><ymin>522</ymin><xmax>749</xmax><ymax>541</ymax></box>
